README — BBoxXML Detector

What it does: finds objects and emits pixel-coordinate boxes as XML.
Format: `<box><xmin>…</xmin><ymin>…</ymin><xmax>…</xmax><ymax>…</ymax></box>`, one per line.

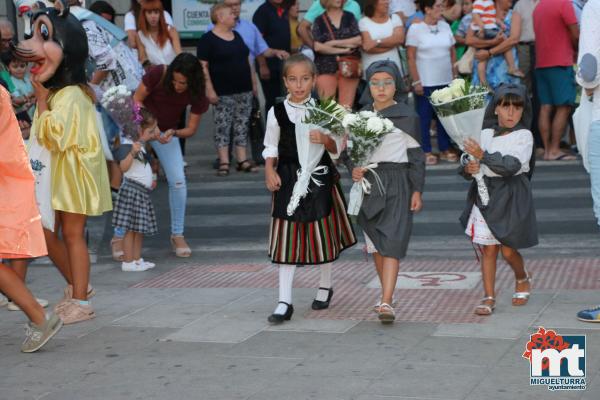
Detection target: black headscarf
<box><xmin>483</xmin><ymin>82</ymin><xmax>536</xmax><ymax>177</ymax></box>
<box><xmin>483</xmin><ymin>83</ymin><xmax>533</xmax><ymax>136</ymax></box>
<box><xmin>358</xmin><ymin>60</ymin><xmax>420</xmax><ymax>142</ymax></box>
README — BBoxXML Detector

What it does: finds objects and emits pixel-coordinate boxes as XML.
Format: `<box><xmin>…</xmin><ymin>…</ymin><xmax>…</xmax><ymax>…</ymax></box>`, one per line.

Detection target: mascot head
<box><xmin>13</xmin><ymin>0</ymin><xmax>88</xmax><ymax>89</ymax></box>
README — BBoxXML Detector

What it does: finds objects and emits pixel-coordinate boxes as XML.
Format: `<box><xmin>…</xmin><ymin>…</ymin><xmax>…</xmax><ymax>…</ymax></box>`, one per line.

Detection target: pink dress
<box><xmin>0</xmin><ymin>86</ymin><xmax>47</xmax><ymax>259</ymax></box>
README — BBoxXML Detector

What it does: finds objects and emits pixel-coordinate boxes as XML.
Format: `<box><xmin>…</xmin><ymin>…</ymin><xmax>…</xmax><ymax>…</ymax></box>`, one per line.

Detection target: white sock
<box><xmin>315</xmin><ymin>263</ymin><xmax>333</xmax><ymax>301</ymax></box>
<box><xmin>274</xmin><ymin>265</ymin><xmax>296</xmax><ymax>314</ymax></box>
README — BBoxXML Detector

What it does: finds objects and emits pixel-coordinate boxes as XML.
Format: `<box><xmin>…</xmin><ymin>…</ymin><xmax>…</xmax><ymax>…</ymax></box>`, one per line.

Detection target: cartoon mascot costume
<box><xmin>15</xmin><ymin>0</ymin><xmax>111</xmax><ymax>324</ymax></box>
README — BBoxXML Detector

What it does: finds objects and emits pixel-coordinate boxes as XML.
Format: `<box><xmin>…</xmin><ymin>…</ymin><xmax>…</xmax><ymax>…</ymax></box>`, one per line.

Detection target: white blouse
<box><xmin>138</xmin><ymin>31</ymin><xmax>177</xmax><ymax>66</ymax></box>
<box><xmin>479</xmin><ymin>128</ymin><xmax>533</xmax><ymax>177</ymax></box>
<box><xmin>263</xmin><ymin>97</ymin><xmax>343</xmax><ymax>160</ymax></box>
<box><xmin>368</xmin><ymin>130</ymin><xmax>421</xmax><ymax>164</ymax></box>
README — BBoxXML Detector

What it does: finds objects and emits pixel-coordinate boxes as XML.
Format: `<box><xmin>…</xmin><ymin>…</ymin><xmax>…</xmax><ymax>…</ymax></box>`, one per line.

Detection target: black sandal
<box><xmin>236</xmin><ymin>159</ymin><xmax>258</xmax><ymax>173</ymax></box>
<box><xmin>217</xmin><ymin>163</ymin><xmax>230</xmax><ymax>176</ymax></box>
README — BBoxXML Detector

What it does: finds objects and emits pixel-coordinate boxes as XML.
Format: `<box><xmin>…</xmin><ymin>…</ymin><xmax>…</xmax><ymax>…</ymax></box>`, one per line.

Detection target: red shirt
<box><xmin>533</xmin><ymin>0</ymin><xmax>578</xmax><ymax>68</ymax></box>
<box><xmin>142</xmin><ymin>65</ymin><xmax>209</xmax><ymax>132</ymax></box>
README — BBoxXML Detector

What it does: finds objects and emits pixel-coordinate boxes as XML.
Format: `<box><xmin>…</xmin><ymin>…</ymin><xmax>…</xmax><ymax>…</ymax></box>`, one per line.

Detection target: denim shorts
<box><xmin>534</xmin><ymin>66</ymin><xmax>577</xmax><ymax>106</ymax></box>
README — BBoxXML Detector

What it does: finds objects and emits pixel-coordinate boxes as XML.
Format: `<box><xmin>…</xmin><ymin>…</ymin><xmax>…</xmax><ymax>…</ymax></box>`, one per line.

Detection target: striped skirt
<box><xmin>268</xmin><ymin>184</ymin><xmax>356</xmax><ymax>265</ymax></box>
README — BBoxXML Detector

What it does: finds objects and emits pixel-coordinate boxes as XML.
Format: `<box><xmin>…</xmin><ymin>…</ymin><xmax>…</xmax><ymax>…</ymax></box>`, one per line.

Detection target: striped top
<box><xmin>472</xmin><ymin>0</ymin><xmax>497</xmax><ymax>29</ymax></box>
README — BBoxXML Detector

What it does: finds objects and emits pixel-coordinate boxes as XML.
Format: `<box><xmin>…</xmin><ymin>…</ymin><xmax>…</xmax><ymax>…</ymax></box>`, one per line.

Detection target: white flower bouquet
<box><xmin>286</xmin><ymin>98</ymin><xmax>348</xmax><ymax>216</ymax></box>
<box><xmin>342</xmin><ymin>111</ymin><xmax>395</xmax><ymax>216</ymax></box>
<box><xmin>430</xmin><ymin>79</ymin><xmax>491</xmax><ymax>206</ymax></box>
<box><xmin>101</xmin><ymin>85</ymin><xmax>141</xmax><ymax>141</ymax></box>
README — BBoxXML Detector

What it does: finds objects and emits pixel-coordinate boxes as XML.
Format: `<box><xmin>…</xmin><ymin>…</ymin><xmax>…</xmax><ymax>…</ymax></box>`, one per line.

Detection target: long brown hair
<box><xmin>138</xmin><ymin>0</ymin><xmax>170</xmax><ymax>48</ymax></box>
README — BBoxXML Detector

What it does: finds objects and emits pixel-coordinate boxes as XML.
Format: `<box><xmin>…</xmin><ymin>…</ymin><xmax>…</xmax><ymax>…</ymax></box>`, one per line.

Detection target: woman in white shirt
<box><xmin>137</xmin><ymin>0</ymin><xmax>181</xmax><ymax>67</ymax></box>
<box><xmin>125</xmin><ymin>0</ymin><xmax>174</xmax><ymax>49</ymax></box>
<box><xmin>406</xmin><ymin>0</ymin><xmax>457</xmax><ymax>165</ymax></box>
<box><xmin>359</xmin><ymin>0</ymin><xmax>405</xmax><ymax>77</ymax></box>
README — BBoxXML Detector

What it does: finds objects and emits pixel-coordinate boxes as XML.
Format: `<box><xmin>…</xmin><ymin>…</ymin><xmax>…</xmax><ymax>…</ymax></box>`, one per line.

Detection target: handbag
<box><xmin>321</xmin><ymin>15</ymin><xmax>362</xmax><ymax>79</ymax></box>
<box><xmin>456</xmin><ymin>47</ymin><xmax>475</xmax><ymax>75</ymax></box>
<box><xmin>573</xmin><ymin>92</ymin><xmax>593</xmax><ymax>172</ymax></box>
<box><xmin>27</xmin><ymin>132</ymin><xmax>55</xmax><ymax>231</ymax></box>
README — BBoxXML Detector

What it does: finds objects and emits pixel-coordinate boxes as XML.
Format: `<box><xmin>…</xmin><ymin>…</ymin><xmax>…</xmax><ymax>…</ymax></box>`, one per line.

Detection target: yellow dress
<box><xmin>33</xmin><ymin>86</ymin><xmax>112</xmax><ymax>216</ymax></box>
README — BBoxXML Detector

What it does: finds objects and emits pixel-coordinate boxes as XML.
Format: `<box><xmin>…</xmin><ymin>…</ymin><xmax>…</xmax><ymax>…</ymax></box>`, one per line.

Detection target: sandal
<box><xmin>425</xmin><ymin>152</ymin><xmax>438</xmax><ymax>165</ymax></box>
<box><xmin>170</xmin><ymin>235</ymin><xmax>192</xmax><ymax>258</ymax></box>
<box><xmin>378</xmin><ymin>303</ymin><xmax>395</xmax><ymax>324</ymax></box>
<box><xmin>475</xmin><ymin>296</ymin><xmax>496</xmax><ymax>316</ymax></box>
<box><xmin>512</xmin><ymin>272</ymin><xmax>532</xmax><ymax>306</ymax></box>
<box><xmin>439</xmin><ymin>150</ymin><xmax>458</xmax><ymax>162</ymax></box>
<box><xmin>217</xmin><ymin>163</ymin><xmax>230</xmax><ymax>177</ymax></box>
<box><xmin>236</xmin><ymin>159</ymin><xmax>258</xmax><ymax>173</ymax></box>
<box><xmin>110</xmin><ymin>237</ymin><xmax>124</xmax><ymax>261</ymax></box>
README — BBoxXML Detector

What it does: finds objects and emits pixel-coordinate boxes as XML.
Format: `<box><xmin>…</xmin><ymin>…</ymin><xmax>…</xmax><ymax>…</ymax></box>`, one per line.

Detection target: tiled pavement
<box><xmin>2</xmin><ymin>110</ymin><xmax>600</xmax><ymax>399</ymax></box>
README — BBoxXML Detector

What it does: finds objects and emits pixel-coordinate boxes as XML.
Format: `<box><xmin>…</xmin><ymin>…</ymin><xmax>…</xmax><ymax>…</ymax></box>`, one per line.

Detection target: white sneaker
<box><xmin>121</xmin><ymin>261</ymin><xmax>150</xmax><ymax>272</ymax></box>
<box><xmin>7</xmin><ymin>298</ymin><xmax>49</xmax><ymax>311</ymax></box>
<box><xmin>0</xmin><ymin>295</ymin><xmax>8</xmax><ymax>307</ymax></box>
<box><xmin>136</xmin><ymin>258</ymin><xmax>155</xmax><ymax>269</ymax></box>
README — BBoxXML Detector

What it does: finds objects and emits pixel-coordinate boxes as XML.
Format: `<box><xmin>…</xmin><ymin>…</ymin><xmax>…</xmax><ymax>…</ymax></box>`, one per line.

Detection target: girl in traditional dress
<box><xmin>351</xmin><ymin>61</ymin><xmax>426</xmax><ymax>323</ymax></box>
<box><xmin>460</xmin><ymin>83</ymin><xmax>537</xmax><ymax>316</ymax></box>
<box><xmin>263</xmin><ymin>53</ymin><xmax>356</xmax><ymax>324</ymax></box>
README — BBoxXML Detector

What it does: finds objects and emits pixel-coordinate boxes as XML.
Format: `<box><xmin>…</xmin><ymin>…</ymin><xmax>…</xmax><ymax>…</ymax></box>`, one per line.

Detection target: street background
<box><xmin>1</xmin><ymin>108</ymin><xmax>599</xmax><ymax>400</ymax></box>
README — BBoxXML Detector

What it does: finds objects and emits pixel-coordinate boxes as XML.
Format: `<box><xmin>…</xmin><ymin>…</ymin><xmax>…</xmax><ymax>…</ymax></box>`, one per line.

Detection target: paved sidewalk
<box><xmin>3</xmin><ymin>107</ymin><xmax>599</xmax><ymax>399</ymax></box>
<box><xmin>1</xmin><ymin>253</ymin><xmax>600</xmax><ymax>400</ymax></box>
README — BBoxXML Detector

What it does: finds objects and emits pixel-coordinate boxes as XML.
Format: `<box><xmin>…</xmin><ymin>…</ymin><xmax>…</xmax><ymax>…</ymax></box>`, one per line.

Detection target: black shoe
<box><xmin>267</xmin><ymin>302</ymin><xmax>294</xmax><ymax>324</ymax></box>
<box><xmin>311</xmin><ymin>287</ymin><xmax>334</xmax><ymax>310</ymax></box>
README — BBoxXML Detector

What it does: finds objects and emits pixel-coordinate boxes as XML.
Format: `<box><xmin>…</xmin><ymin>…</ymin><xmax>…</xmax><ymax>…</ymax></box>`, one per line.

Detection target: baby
<box><xmin>471</xmin><ymin>0</ymin><xmax>524</xmax><ymax>85</ymax></box>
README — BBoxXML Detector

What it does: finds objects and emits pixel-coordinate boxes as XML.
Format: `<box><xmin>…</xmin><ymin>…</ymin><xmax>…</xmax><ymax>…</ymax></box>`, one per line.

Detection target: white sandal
<box><xmin>475</xmin><ymin>296</ymin><xmax>496</xmax><ymax>316</ymax></box>
<box><xmin>373</xmin><ymin>297</ymin><xmax>397</xmax><ymax>313</ymax></box>
<box><xmin>378</xmin><ymin>303</ymin><xmax>396</xmax><ymax>323</ymax></box>
<box><xmin>512</xmin><ymin>272</ymin><xmax>532</xmax><ymax>306</ymax></box>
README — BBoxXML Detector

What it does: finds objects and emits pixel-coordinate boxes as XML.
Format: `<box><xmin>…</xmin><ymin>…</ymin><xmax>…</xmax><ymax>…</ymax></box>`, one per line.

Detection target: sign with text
<box><xmin>172</xmin><ymin>0</ymin><xmax>264</xmax><ymax>39</ymax></box>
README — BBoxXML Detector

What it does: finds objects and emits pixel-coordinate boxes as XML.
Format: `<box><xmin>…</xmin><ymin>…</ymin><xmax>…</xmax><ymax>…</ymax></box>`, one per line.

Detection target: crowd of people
<box><xmin>0</xmin><ymin>0</ymin><xmax>599</xmax><ymax>354</ymax></box>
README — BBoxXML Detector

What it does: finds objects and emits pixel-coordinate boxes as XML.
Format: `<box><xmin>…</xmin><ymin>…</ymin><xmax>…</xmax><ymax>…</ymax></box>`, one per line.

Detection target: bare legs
<box><xmin>45</xmin><ymin>211</ymin><xmax>89</xmax><ymax>301</ymax></box>
<box><xmin>538</xmin><ymin>104</ymin><xmax>574</xmax><ymax>160</ymax></box>
<box><xmin>478</xmin><ymin>244</ymin><xmax>531</xmax><ymax>313</ymax></box>
<box><xmin>372</xmin><ymin>253</ymin><xmax>400</xmax><ymax>306</ymax></box>
<box><xmin>122</xmin><ymin>231</ymin><xmax>143</xmax><ymax>262</ymax></box>
<box><xmin>0</xmin><ymin>262</ymin><xmax>45</xmax><ymax>325</ymax></box>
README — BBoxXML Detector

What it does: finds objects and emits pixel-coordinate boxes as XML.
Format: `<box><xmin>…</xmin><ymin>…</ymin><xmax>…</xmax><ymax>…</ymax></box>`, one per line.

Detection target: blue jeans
<box><xmin>589</xmin><ymin>121</ymin><xmax>600</xmax><ymax>228</ymax></box>
<box><xmin>151</xmin><ymin>136</ymin><xmax>187</xmax><ymax>235</ymax></box>
<box><xmin>415</xmin><ymin>85</ymin><xmax>452</xmax><ymax>153</ymax></box>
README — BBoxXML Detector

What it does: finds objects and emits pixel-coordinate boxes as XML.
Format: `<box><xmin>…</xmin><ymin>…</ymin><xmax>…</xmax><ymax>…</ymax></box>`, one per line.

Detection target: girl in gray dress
<box><xmin>351</xmin><ymin>61</ymin><xmax>426</xmax><ymax>323</ymax></box>
<box><xmin>460</xmin><ymin>83</ymin><xmax>538</xmax><ymax>316</ymax></box>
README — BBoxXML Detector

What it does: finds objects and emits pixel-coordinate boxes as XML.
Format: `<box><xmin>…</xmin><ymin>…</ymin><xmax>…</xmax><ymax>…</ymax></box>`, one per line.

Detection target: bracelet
<box><xmin>411</xmin><ymin>80</ymin><xmax>422</xmax><ymax>87</ymax></box>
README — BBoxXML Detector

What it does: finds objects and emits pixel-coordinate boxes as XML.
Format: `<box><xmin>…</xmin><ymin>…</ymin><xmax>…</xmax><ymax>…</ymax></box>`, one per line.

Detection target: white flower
<box><xmin>383</xmin><ymin>118</ymin><xmax>394</xmax><ymax>132</ymax></box>
<box><xmin>342</xmin><ymin>113</ymin><xmax>360</xmax><ymax>128</ymax></box>
<box><xmin>433</xmin><ymin>87</ymin><xmax>454</xmax><ymax>104</ymax></box>
<box><xmin>359</xmin><ymin>111</ymin><xmax>377</xmax><ymax>119</ymax></box>
<box><xmin>366</xmin><ymin>117</ymin><xmax>384</xmax><ymax>133</ymax></box>
<box><xmin>450</xmin><ymin>78</ymin><xmax>466</xmax><ymax>91</ymax></box>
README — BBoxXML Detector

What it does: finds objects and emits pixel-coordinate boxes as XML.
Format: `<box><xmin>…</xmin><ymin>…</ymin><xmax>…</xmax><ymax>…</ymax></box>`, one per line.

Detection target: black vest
<box><xmin>271</xmin><ymin>102</ymin><xmax>339</xmax><ymax>222</ymax></box>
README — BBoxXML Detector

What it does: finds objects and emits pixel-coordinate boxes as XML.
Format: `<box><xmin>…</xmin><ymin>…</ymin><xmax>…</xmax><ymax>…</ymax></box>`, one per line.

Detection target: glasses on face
<box><xmin>369</xmin><ymin>79</ymin><xmax>394</xmax><ymax>88</ymax></box>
